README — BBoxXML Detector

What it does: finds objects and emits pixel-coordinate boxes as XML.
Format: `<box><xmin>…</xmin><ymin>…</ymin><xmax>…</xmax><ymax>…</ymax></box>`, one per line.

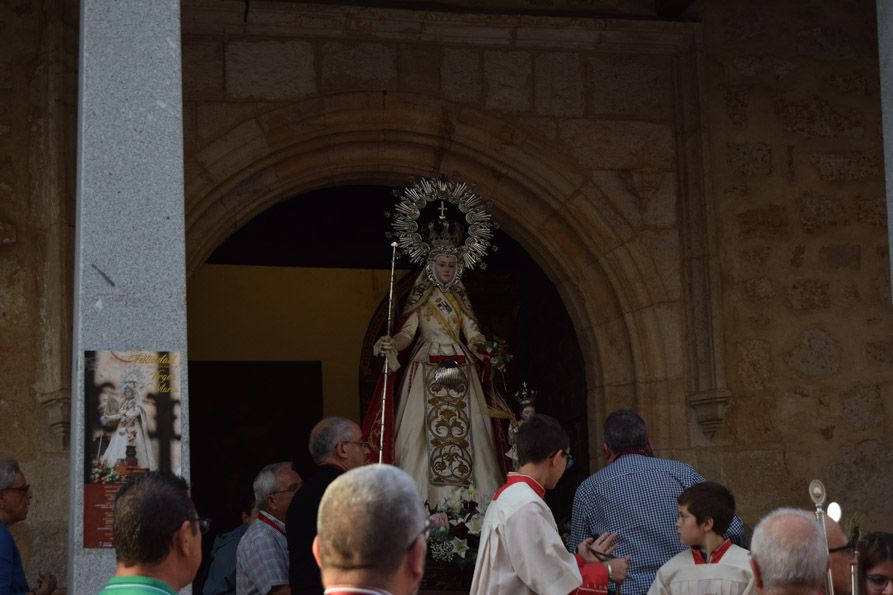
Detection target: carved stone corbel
<box><xmin>687</xmin><ymin>389</ymin><xmax>731</xmax><ymax>438</ymax></box>
<box><xmin>36</xmin><ymin>389</ymin><xmax>71</xmax><ymax>446</ymax></box>
<box><xmin>622</xmin><ymin>168</ymin><xmax>664</xmax><ymax>212</ymax></box>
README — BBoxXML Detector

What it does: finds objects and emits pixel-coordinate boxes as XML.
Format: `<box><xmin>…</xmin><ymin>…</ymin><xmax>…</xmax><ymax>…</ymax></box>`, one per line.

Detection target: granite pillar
<box><xmin>879</xmin><ymin>0</ymin><xmax>893</xmax><ymax>299</ymax></box>
<box><xmin>68</xmin><ymin>1</ymin><xmax>189</xmax><ymax>592</ymax></box>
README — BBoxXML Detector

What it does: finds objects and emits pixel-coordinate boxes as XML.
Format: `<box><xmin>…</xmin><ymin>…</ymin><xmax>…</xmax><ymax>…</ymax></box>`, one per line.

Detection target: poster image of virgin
<box><xmin>83</xmin><ymin>350</ymin><xmax>182</xmax><ymax>483</ymax></box>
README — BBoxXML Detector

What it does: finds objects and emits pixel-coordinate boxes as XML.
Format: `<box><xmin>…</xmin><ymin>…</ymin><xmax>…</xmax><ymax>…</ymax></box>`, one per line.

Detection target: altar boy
<box><xmin>648</xmin><ymin>481</ymin><xmax>754</xmax><ymax>595</ymax></box>
<box><xmin>470</xmin><ymin>414</ymin><xmax>627</xmax><ymax>595</ymax></box>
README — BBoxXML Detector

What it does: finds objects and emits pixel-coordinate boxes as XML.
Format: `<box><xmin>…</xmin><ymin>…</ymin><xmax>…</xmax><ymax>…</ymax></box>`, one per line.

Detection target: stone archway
<box><xmin>184</xmin><ymin>92</ymin><xmax>681</xmax><ymax>463</ymax></box>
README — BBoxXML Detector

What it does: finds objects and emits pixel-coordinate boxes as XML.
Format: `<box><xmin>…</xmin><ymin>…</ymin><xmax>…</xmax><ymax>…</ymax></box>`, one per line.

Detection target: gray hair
<box><xmin>317</xmin><ymin>464</ymin><xmax>425</xmax><ymax>579</ymax></box>
<box><xmin>751</xmin><ymin>508</ymin><xmax>828</xmax><ymax>590</ymax></box>
<box><xmin>0</xmin><ymin>459</ymin><xmax>20</xmax><ymax>491</ymax></box>
<box><xmin>253</xmin><ymin>461</ymin><xmax>293</xmax><ymax>512</ymax></box>
<box><xmin>309</xmin><ymin>417</ymin><xmax>357</xmax><ymax>465</ymax></box>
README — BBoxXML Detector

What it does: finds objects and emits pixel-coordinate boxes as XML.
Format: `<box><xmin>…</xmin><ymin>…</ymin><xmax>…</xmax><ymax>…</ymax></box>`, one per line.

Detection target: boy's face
<box><xmin>676</xmin><ymin>503</ymin><xmax>709</xmax><ymax>547</ymax></box>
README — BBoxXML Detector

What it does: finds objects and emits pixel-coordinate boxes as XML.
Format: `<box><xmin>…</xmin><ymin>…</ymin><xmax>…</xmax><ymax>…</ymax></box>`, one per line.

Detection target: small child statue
<box><xmin>505</xmin><ymin>382</ymin><xmax>537</xmax><ymax>471</ymax></box>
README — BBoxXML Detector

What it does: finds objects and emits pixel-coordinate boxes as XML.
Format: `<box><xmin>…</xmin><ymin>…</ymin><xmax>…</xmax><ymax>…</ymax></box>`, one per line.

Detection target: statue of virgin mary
<box><xmin>363</xmin><ymin>177</ymin><xmax>509</xmax><ymax>504</ymax></box>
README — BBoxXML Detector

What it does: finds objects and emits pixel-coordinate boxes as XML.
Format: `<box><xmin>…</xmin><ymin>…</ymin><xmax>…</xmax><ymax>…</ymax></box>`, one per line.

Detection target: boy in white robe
<box><xmin>648</xmin><ymin>481</ymin><xmax>754</xmax><ymax>595</ymax></box>
<box><xmin>470</xmin><ymin>414</ymin><xmax>629</xmax><ymax>595</ymax></box>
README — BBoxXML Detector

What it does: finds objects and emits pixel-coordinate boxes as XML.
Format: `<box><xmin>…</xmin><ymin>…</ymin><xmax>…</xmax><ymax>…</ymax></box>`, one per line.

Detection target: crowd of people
<box><xmin>1</xmin><ymin>408</ymin><xmax>892</xmax><ymax>595</ymax></box>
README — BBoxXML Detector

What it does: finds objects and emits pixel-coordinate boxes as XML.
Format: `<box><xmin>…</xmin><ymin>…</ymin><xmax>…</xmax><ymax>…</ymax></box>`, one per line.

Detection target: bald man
<box><xmin>826</xmin><ymin>516</ymin><xmax>856</xmax><ymax>595</ymax></box>
<box><xmin>750</xmin><ymin>508</ymin><xmax>828</xmax><ymax>595</ymax></box>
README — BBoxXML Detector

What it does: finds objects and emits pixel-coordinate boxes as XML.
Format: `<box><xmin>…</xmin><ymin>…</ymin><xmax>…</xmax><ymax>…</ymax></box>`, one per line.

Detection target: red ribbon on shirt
<box><xmin>257</xmin><ymin>511</ymin><xmax>286</xmax><ymax>536</ymax></box>
<box><xmin>691</xmin><ymin>539</ymin><xmax>732</xmax><ymax>564</ymax></box>
<box><xmin>492</xmin><ymin>472</ymin><xmax>546</xmax><ymax>501</ymax></box>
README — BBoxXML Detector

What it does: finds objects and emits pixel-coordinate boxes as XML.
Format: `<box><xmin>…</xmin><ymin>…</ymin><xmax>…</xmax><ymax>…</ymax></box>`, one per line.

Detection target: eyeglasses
<box><xmin>188</xmin><ymin>517</ymin><xmax>211</xmax><ymax>534</ymax></box>
<box><xmin>2</xmin><ymin>484</ymin><xmax>30</xmax><ymax>494</ymax></box>
<box><xmin>867</xmin><ymin>575</ymin><xmax>893</xmax><ymax>591</ymax></box>
<box><xmin>551</xmin><ymin>449</ymin><xmax>575</xmax><ymax>471</ymax></box>
<box><xmin>342</xmin><ymin>440</ymin><xmax>380</xmax><ymax>453</ymax></box>
<box><xmin>828</xmin><ymin>542</ymin><xmax>855</xmax><ymax>554</ymax></box>
<box><xmin>406</xmin><ymin>517</ymin><xmax>433</xmax><ymax>551</ymax></box>
<box><xmin>270</xmin><ymin>484</ymin><xmax>301</xmax><ymax>496</ymax></box>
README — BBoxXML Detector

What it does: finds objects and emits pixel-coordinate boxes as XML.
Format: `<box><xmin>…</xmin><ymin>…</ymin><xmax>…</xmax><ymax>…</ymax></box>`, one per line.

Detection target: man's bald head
<box><xmin>751</xmin><ymin>508</ymin><xmax>828</xmax><ymax>593</ymax></box>
<box><xmin>309</xmin><ymin>417</ymin><xmax>364</xmax><ymax>468</ymax></box>
<box><xmin>825</xmin><ymin>517</ymin><xmax>853</xmax><ymax>595</ymax></box>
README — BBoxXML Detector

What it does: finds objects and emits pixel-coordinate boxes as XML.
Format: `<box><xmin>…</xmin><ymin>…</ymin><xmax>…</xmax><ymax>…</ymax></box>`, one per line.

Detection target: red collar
<box><xmin>257</xmin><ymin>511</ymin><xmax>286</xmax><ymax>536</ymax></box>
<box><xmin>493</xmin><ymin>473</ymin><xmax>546</xmax><ymax>501</ymax></box>
<box><xmin>691</xmin><ymin>539</ymin><xmax>732</xmax><ymax>564</ymax></box>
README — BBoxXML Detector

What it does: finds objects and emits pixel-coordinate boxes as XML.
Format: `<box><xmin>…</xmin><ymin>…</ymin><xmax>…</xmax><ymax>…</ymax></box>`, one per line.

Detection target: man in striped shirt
<box><xmin>571</xmin><ymin>410</ymin><xmax>745</xmax><ymax>595</ymax></box>
<box><xmin>100</xmin><ymin>472</ymin><xmax>205</xmax><ymax>595</ymax></box>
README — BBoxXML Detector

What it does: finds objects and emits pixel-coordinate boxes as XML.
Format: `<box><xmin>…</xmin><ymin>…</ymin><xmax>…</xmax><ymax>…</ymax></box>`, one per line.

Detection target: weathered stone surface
<box><xmin>733</xmin><ymin>56</ymin><xmax>799</xmax><ymax>77</ymax></box>
<box><xmin>321</xmin><ymin>42</ymin><xmax>396</xmax><ymax>91</ymax></box>
<box><xmin>728</xmin><ymin>143</ymin><xmax>772</xmax><ymax>176</ymax></box>
<box><xmin>226</xmin><ymin>40</ymin><xmax>316</xmax><ymax>99</ymax></box>
<box><xmin>398</xmin><ymin>44</ymin><xmax>441</xmax><ymax>95</ymax></box>
<box><xmin>798</xmin><ymin>192</ymin><xmax>847</xmax><ymax>232</ymax></box>
<box><xmin>797</xmin><ymin>27</ymin><xmax>859</xmax><ymax>61</ymax></box>
<box><xmin>0</xmin><ymin>220</ymin><xmax>15</xmax><ymax>244</ymax></box>
<box><xmin>535</xmin><ymin>53</ymin><xmax>583</xmax><ymax>116</ymax></box>
<box><xmin>722</xmin><ymin>85</ymin><xmax>750</xmax><ymax>127</ymax></box>
<box><xmin>182</xmin><ymin>42</ymin><xmax>223</xmax><ymax>96</ymax></box>
<box><xmin>787</xmin><ymin>279</ymin><xmax>830</xmax><ymax>310</ymax></box>
<box><xmin>819</xmin><ymin>243</ymin><xmax>861</xmax><ymax>270</ymax></box>
<box><xmin>558</xmin><ymin>120</ymin><xmax>674</xmax><ymax>170</ymax></box>
<box><xmin>0</xmin><ymin>260</ymin><xmax>25</xmax><ymax>327</ymax></box>
<box><xmin>742</xmin><ymin>246</ymin><xmax>771</xmax><ymax>265</ymax></box>
<box><xmin>442</xmin><ymin>48</ymin><xmax>481</xmax><ymax>104</ymax></box>
<box><xmin>743</xmin><ymin>277</ymin><xmax>775</xmax><ymax>301</ymax></box>
<box><xmin>737</xmin><ymin>339</ymin><xmax>773</xmax><ymax>389</ymax></box>
<box><xmin>0</xmin><ymin>61</ymin><xmax>12</xmax><ymax>90</ymax></box>
<box><xmin>26</xmin><ymin>523</ymin><xmax>67</xmax><ymax>589</ymax></box>
<box><xmin>842</xmin><ymin>384</ymin><xmax>883</xmax><ymax>431</ymax></box>
<box><xmin>791</xmin><ymin>245</ymin><xmax>805</xmax><ymax>268</ymax></box>
<box><xmin>746</xmin><ymin>313</ymin><xmax>774</xmax><ymax>329</ymax></box>
<box><xmin>776</xmin><ymin>97</ymin><xmax>863</xmax><ymax>138</ymax></box>
<box><xmin>865</xmin><ymin>338</ymin><xmax>893</xmax><ymax>364</ymax></box>
<box><xmin>825</xmin><ymin>72</ymin><xmax>879</xmax><ymax>96</ymax></box>
<box><xmin>723</xmin><ymin>14</ymin><xmax>767</xmax><ymax>43</ymax></box>
<box><xmin>786</xmin><ymin>328</ymin><xmax>842</xmax><ymax>376</ymax></box>
<box><xmin>856</xmin><ymin>198</ymin><xmax>887</xmax><ymax>226</ymax></box>
<box><xmin>829</xmin><ymin>440</ymin><xmax>893</xmax><ymax>514</ymax></box>
<box><xmin>484</xmin><ymin>50</ymin><xmax>531</xmax><ymax>112</ymax></box>
<box><xmin>587</xmin><ymin>54</ymin><xmax>672</xmax><ymax>118</ymax></box>
<box><xmin>737</xmin><ymin>205</ymin><xmax>788</xmax><ymax>238</ymax></box>
<box><xmin>808</xmin><ymin>151</ymin><xmax>882</xmax><ymax>181</ymax></box>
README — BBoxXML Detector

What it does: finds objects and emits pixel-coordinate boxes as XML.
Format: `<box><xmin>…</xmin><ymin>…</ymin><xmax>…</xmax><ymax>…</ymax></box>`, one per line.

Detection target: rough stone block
<box><xmin>842</xmin><ymin>384</ymin><xmax>883</xmax><ymax>430</ymax></box>
<box><xmin>321</xmin><ymin>42</ymin><xmax>397</xmax><ymax>91</ymax></box>
<box><xmin>743</xmin><ymin>277</ymin><xmax>775</xmax><ymax>301</ymax></box>
<box><xmin>534</xmin><ymin>53</ymin><xmax>583</xmax><ymax>117</ymax></box>
<box><xmin>785</xmin><ymin>328</ymin><xmax>842</xmax><ymax>376</ymax></box>
<box><xmin>727</xmin><ymin>143</ymin><xmax>772</xmax><ymax>176</ymax></box>
<box><xmin>398</xmin><ymin>44</ymin><xmax>440</xmax><ymax>95</ymax></box>
<box><xmin>0</xmin><ymin>220</ymin><xmax>15</xmax><ymax>244</ymax></box>
<box><xmin>865</xmin><ymin>338</ymin><xmax>893</xmax><ymax>364</ymax></box>
<box><xmin>742</xmin><ymin>246</ymin><xmax>771</xmax><ymax>265</ymax></box>
<box><xmin>736</xmin><ymin>205</ymin><xmax>788</xmax><ymax>239</ymax></box>
<box><xmin>829</xmin><ymin>440</ymin><xmax>893</xmax><ymax>514</ymax></box>
<box><xmin>798</xmin><ymin>192</ymin><xmax>847</xmax><ymax>232</ymax></box>
<box><xmin>722</xmin><ymin>85</ymin><xmax>751</xmax><ymax>127</ymax></box>
<box><xmin>787</xmin><ymin>280</ymin><xmax>830</xmax><ymax>310</ymax></box>
<box><xmin>819</xmin><ymin>243</ymin><xmax>861</xmax><ymax>270</ymax></box>
<box><xmin>776</xmin><ymin>97</ymin><xmax>863</xmax><ymax>138</ymax></box>
<box><xmin>0</xmin><ymin>61</ymin><xmax>12</xmax><ymax>90</ymax></box>
<box><xmin>0</xmin><ymin>260</ymin><xmax>25</xmax><ymax>327</ymax></box>
<box><xmin>790</xmin><ymin>245</ymin><xmax>805</xmax><ymax>268</ymax></box>
<box><xmin>856</xmin><ymin>198</ymin><xmax>887</xmax><ymax>226</ymax></box>
<box><xmin>442</xmin><ymin>48</ymin><xmax>481</xmax><ymax>104</ymax></box>
<box><xmin>723</xmin><ymin>13</ymin><xmax>767</xmax><ymax>43</ymax></box>
<box><xmin>808</xmin><ymin>151</ymin><xmax>881</xmax><ymax>181</ymax></box>
<box><xmin>484</xmin><ymin>50</ymin><xmax>531</xmax><ymax>112</ymax></box>
<box><xmin>587</xmin><ymin>54</ymin><xmax>672</xmax><ymax>119</ymax></box>
<box><xmin>226</xmin><ymin>40</ymin><xmax>316</xmax><ymax>99</ymax></box>
<box><xmin>182</xmin><ymin>42</ymin><xmax>223</xmax><ymax>97</ymax></box>
<box><xmin>558</xmin><ymin>119</ymin><xmax>674</xmax><ymax>170</ymax></box>
<box><xmin>797</xmin><ymin>27</ymin><xmax>859</xmax><ymax>61</ymax></box>
<box><xmin>736</xmin><ymin>339</ymin><xmax>773</xmax><ymax>390</ymax></box>
<box><xmin>824</xmin><ymin>72</ymin><xmax>878</xmax><ymax>96</ymax></box>
<box><xmin>733</xmin><ymin>56</ymin><xmax>799</xmax><ymax>77</ymax></box>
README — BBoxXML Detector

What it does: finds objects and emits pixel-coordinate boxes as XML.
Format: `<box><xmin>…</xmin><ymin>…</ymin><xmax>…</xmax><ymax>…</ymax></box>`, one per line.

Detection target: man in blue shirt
<box><xmin>571</xmin><ymin>410</ymin><xmax>745</xmax><ymax>595</ymax></box>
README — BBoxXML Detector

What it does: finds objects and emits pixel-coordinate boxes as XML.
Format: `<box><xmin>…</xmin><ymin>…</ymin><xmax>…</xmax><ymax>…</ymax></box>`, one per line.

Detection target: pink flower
<box><xmin>430</xmin><ymin>512</ymin><xmax>449</xmax><ymax>528</ymax></box>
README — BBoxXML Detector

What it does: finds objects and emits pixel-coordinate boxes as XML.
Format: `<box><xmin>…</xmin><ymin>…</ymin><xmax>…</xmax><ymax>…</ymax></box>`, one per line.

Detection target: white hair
<box><xmin>0</xmin><ymin>459</ymin><xmax>20</xmax><ymax>491</ymax></box>
<box><xmin>309</xmin><ymin>417</ymin><xmax>357</xmax><ymax>465</ymax></box>
<box><xmin>253</xmin><ymin>461</ymin><xmax>293</xmax><ymax>512</ymax></box>
<box><xmin>751</xmin><ymin>508</ymin><xmax>829</xmax><ymax>590</ymax></box>
<box><xmin>317</xmin><ymin>464</ymin><xmax>425</xmax><ymax>579</ymax></box>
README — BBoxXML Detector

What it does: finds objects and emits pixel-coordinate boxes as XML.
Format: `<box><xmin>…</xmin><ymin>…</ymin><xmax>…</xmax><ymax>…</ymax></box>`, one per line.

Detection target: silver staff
<box><xmin>809</xmin><ymin>480</ymin><xmax>835</xmax><ymax>595</ymax></box>
<box><xmin>379</xmin><ymin>241</ymin><xmax>399</xmax><ymax>463</ymax></box>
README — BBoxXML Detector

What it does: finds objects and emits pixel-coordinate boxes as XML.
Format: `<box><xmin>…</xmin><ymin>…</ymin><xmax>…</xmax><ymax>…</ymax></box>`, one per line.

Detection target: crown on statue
<box><xmin>514</xmin><ymin>381</ymin><xmax>538</xmax><ymax>406</ymax></box>
<box><xmin>427</xmin><ymin>220</ymin><xmax>464</xmax><ymax>254</ymax></box>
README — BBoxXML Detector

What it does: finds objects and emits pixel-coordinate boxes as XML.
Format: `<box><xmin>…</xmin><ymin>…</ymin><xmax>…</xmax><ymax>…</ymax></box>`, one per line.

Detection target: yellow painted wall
<box><xmin>187</xmin><ymin>264</ymin><xmax>406</xmax><ymax>420</ymax></box>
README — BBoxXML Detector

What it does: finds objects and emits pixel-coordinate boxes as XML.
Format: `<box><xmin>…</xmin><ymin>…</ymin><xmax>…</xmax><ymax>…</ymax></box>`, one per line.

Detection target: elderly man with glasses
<box><xmin>287</xmin><ymin>417</ymin><xmax>372</xmax><ymax>594</ymax></box>
<box><xmin>313</xmin><ymin>464</ymin><xmax>427</xmax><ymax>595</ymax></box>
<box><xmin>100</xmin><ymin>471</ymin><xmax>208</xmax><ymax>594</ymax></box>
<box><xmin>237</xmin><ymin>461</ymin><xmax>303</xmax><ymax>595</ymax></box>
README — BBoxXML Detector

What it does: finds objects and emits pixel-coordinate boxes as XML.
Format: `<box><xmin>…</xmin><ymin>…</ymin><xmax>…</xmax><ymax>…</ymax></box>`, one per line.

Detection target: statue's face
<box><xmin>521</xmin><ymin>405</ymin><xmax>536</xmax><ymax>421</ymax></box>
<box><xmin>434</xmin><ymin>254</ymin><xmax>458</xmax><ymax>284</ymax></box>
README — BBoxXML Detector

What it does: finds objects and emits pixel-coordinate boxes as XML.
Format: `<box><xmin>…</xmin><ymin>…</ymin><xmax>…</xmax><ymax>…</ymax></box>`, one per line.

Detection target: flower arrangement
<box><xmin>90</xmin><ymin>459</ymin><xmax>125</xmax><ymax>484</ymax></box>
<box><xmin>426</xmin><ymin>485</ymin><xmax>489</xmax><ymax>569</ymax></box>
<box><xmin>480</xmin><ymin>336</ymin><xmax>513</xmax><ymax>372</ymax></box>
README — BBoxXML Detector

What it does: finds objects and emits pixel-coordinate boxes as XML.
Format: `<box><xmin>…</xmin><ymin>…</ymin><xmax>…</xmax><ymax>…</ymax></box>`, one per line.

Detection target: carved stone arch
<box><xmin>184</xmin><ymin>91</ymin><xmax>692</xmax><ymax>464</ymax></box>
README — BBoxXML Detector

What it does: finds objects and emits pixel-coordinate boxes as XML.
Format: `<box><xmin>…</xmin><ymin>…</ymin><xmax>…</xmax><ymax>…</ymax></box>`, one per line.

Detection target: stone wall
<box><xmin>695</xmin><ymin>0</ymin><xmax>893</xmax><ymax>527</ymax></box>
<box><xmin>0</xmin><ymin>0</ymin><xmax>76</xmax><ymax>585</ymax></box>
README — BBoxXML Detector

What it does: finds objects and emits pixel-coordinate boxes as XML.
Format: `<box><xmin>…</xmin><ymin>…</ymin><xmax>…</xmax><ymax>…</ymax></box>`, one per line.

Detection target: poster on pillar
<box><xmin>82</xmin><ymin>350</ymin><xmax>182</xmax><ymax>548</ymax></box>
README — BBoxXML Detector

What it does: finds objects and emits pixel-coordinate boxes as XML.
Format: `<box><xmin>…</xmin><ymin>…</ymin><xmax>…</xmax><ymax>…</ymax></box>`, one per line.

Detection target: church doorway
<box><xmin>186</xmin><ymin>184</ymin><xmax>589</xmax><ymax>588</ymax></box>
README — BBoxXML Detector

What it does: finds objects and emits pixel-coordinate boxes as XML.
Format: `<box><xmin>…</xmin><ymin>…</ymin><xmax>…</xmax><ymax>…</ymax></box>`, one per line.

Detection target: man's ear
<box><xmin>603</xmin><ymin>443</ymin><xmax>615</xmax><ymax>464</ymax></box>
<box><xmin>406</xmin><ymin>537</ymin><xmax>425</xmax><ymax>581</ymax></box>
<box><xmin>750</xmin><ymin>560</ymin><xmax>763</xmax><ymax>589</ymax></box>
<box><xmin>312</xmin><ymin>536</ymin><xmax>323</xmax><ymax>569</ymax></box>
<box><xmin>172</xmin><ymin>520</ymin><xmax>193</xmax><ymax>557</ymax></box>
